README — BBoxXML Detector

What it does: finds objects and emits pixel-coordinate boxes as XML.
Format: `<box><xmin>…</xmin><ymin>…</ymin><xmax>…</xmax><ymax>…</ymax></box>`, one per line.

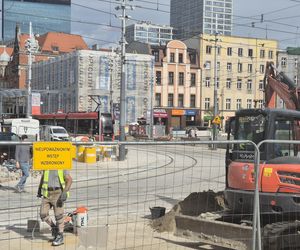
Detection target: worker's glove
<box><xmin>37</xmin><ymin>189</ymin><xmax>42</xmax><ymax>198</ymax></box>
<box><xmin>60</xmin><ymin>191</ymin><xmax>68</xmax><ymax>202</ymax></box>
<box><xmin>57</xmin><ymin>191</ymin><xmax>68</xmax><ymax>207</ymax></box>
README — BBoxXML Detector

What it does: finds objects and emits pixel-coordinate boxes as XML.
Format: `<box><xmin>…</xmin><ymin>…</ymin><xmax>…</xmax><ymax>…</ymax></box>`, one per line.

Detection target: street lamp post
<box><xmin>25</xmin><ymin>22</ymin><xmax>38</xmax><ymax>118</ymax></box>
<box><xmin>212</xmin><ymin>32</ymin><xmax>219</xmax><ymax>149</ymax></box>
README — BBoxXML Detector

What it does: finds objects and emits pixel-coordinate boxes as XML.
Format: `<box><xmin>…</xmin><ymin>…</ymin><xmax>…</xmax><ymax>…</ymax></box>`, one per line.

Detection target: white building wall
<box><xmin>31</xmin><ymin>50</ymin><xmax>154</xmax><ymax>125</ymax></box>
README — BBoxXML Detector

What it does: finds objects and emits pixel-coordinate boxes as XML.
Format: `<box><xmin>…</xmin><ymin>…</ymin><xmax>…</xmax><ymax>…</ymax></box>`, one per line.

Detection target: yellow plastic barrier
<box><xmin>84</xmin><ymin>147</ymin><xmax>96</xmax><ymax>164</ymax></box>
<box><xmin>77</xmin><ymin>146</ymin><xmax>85</xmax><ymax>162</ymax></box>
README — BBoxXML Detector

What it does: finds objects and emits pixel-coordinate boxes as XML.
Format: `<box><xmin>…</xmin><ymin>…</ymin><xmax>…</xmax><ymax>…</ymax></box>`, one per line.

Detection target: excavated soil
<box><xmin>151</xmin><ymin>190</ymin><xmax>226</xmax><ymax>232</ymax></box>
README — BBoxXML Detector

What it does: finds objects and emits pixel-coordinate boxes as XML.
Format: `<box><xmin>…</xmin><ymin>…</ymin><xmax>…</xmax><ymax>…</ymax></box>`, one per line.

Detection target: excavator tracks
<box><xmin>263</xmin><ymin>221</ymin><xmax>300</xmax><ymax>250</ymax></box>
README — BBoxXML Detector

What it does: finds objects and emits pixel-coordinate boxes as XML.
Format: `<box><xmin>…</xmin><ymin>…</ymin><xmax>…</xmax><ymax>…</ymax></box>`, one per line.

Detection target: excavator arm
<box><xmin>264</xmin><ymin>62</ymin><xmax>300</xmax><ymax>110</ymax></box>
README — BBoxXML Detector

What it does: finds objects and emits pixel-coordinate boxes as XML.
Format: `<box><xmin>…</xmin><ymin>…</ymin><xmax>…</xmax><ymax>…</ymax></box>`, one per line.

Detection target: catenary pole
<box><xmin>116</xmin><ymin>0</ymin><xmax>133</xmax><ymax>160</ymax></box>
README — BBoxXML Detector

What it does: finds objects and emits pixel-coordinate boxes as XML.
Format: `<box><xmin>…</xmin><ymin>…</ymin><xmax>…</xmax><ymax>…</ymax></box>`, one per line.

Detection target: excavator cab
<box><xmin>225</xmin><ymin>108</ymin><xmax>300</xmax><ymax>215</ymax></box>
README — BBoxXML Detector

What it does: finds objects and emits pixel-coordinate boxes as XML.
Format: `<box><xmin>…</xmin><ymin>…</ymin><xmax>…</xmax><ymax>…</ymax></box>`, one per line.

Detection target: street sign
<box><xmin>33</xmin><ymin>142</ymin><xmax>73</xmax><ymax>170</ymax></box>
<box><xmin>212</xmin><ymin>115</ymin><xmax>221</xmax><ymax>125</ymax></box>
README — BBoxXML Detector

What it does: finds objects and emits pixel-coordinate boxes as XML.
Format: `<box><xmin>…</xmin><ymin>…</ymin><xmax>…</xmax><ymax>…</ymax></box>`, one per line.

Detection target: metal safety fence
<box><xmin>0</xmin><ymin>139</ymin><xmax>297</xmax><ymax>249</ymax></box>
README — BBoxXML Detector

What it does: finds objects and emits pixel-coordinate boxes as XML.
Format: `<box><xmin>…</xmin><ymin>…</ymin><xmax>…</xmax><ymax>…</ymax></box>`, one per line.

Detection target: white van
<box><xmin>40</xmin><ymin>125</ymin><xmax>69</xmax><ymax>141</ymax></box>
<box><xmin>1</xmin><ymin>118</ymin><xmax>40</xmax><ymax>141</ymax></box>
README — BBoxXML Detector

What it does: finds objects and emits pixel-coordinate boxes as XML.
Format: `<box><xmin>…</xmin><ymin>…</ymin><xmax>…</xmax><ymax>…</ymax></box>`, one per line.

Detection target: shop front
<box><xmin>185</xmin><ymin>110</ymin><xmax>197</xmax><ymax>127</ymax></box>
<box><xmin>153</xmin><ymin>109</ymin><xmax>168</xmax><ymax>126</ymax></box>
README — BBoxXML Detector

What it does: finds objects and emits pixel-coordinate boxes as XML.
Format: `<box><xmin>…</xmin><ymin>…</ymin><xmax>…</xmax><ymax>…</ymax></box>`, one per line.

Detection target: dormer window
<box><xmin>52</xmin><ymin>46</ymin><xmax>59</xmax><ymax>52</ymax></box>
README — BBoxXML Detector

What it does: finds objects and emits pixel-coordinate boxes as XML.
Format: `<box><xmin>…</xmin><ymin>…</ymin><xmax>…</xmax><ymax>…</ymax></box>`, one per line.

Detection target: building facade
<box><xmin>170</xmin><ymin>0</ymin><xmax>233</xmax><ymax>40</ymax></box>
<box><xmin>151</xmin><ymin>40</ymin><xmax>201</xmax><ymax>131</ymax></box>
<box><xmin>185</xmin><ymin>34</ymin><xmax>278</xmax><ymax>127</ymax></box>
<box><xmin>3</xmin><ymin>0</ymin><xmax>71</xmax><ymax>41</ymax></box>
<box><xmin>31</xmin><ymin>50</ymin><xmax>154</xmax><ymax>126</ymax></box>
<box><xmin>125</xmin><ymin>22</ymin><xmax>173</xmax><ymax>46</ymax></box>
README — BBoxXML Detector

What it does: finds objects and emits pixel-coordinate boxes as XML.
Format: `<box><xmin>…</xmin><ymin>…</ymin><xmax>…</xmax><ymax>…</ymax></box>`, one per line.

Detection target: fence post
<box><xmin>252</xmin><ymin>143</ymin><xmax>262</xmax><ymax>250</ymax></box>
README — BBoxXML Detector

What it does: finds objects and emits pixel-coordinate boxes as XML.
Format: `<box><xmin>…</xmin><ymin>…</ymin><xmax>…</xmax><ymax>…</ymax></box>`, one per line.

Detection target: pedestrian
<box><xmin>38</xmin><ymin>170</ymin><xmax>72</xmax><ymax>246</ymax></box>
<box><xmin>15</xmin><ymin>134</ymin><xmax>31</xmax><ymax>192</ymax></box>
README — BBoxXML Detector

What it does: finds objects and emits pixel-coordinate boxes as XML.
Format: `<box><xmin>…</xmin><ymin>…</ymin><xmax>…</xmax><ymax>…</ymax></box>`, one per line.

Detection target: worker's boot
<box><xmin>52</xmin><ymin>232</ymin><xmax>64</xmax><ymax>246</ymax></box>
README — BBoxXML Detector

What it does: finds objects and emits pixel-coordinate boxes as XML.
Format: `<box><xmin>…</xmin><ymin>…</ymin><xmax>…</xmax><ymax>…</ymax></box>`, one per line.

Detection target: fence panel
<box><xmin>0</xmin><ymin>140</ymin><xmax>258</xmax><ymax>249</ymax></box>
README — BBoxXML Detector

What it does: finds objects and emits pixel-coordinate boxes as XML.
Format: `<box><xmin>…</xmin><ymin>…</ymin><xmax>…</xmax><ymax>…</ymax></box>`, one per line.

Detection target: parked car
<box><xmin>0</xmin><ymin>132</ymin><xmax>21</xmax><ymax>163</ymax></box>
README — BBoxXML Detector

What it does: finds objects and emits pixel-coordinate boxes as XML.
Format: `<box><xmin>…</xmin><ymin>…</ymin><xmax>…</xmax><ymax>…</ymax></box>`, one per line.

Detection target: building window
<box><xmin>204</xmin><ymin>61</ymin><xmax>211</xmax><ymax>69</ymax></box>
<box><xmin>268</xmin><ymin>50</ymin><xmax>273</xmax><ymax>59</ymax></box>
<box><xmin>204</xmin><ymin>98</ymin><xmax>210</xmax><ymax>110</ymax></box>
<box><xmin>225</xmin><ymin>98</ymin><xmax>231</xmax><ymax>110</ymax></box>
<box><xmin>260</xmin><ymin>49</ymin><xmax>265</xmax><ymax>58</ymax></box>
<box><xmin>238</xmin><ymin>48</ymin><xmax>243</xmax><ymax>57</ymax></box>
<box><xmin>205</xmin><ymin>77</ymin><xmax>210</xmax><ymax>87</ymax></box>
<box><xmin>259</xmin><ymin>80</ymin><xmax>264</xmax><ymax>90</ymax></box>
<box><xmin>190</xmin><ymin>73</ymin><xmax>196</xmax><ymax>86</ymax></box>
<box><xmin>236</xmin><ymin>99</ymin><xmax>242</xmax><ymax>110</ymax></box>
<box><xmin>178</xmin><ymin>53</ymin><xmax>183</xmax><ymax>63</ymax></box>
<box><xmin>190</xmin><ymin>94</ymin><xmax>196</xmax><ymax>108</ymax></box>
<box><xmin>260</xmin><ymin>64</ymin><xmax>265</xmax><ymax>74</ymax></box>
<box><xmin>170</xmin><ymin>52</ymin><xmax>175</xmax><ymax>63</ymax></box>
<box><xmin>226</xmin><ymin>78</ymin><xmax>231</xmax><ymax>89</ymax></box>
<box><xmin>248</xmin><ymin>64</ymin><xmax>253</xmax><ymax>73</ymax></box>
<box><xmin>295</xmin><ymin>75</ymin><xmax>298</xmax><ymax>85</ymax></box>
<box><xmin>178</xmin><ymin>72</ymin><xmax>184</xmax><ymax>85</ymax></box>
<box><xmin>217</xmin><ymin>46</ymin><xmax>221</xmax><ymax>55</ymax></box>
<box><xmin>281</xmin><ymin>57</ymin><xmax>287</xmax><ymax>67</ymax></box>
<box><xmin>168</xmin><ymin>72</ymin><xmax>174</xmax><ymax>85</ymax></box>
<box><xmin>247</xmin><ymin>99</ymin><xmax>252</xmax><ymax>109</ymax></box>
<box><xmin>217</xmin><ymin>62</ymin><xmax>220</xmax><ymax>71</ymax></box>
<box><xmin>227</xmin><ymin>47</ymin><xmax>232</xmax><ymax>56</ymax></box>
<box><xmin>258</xmin><ymin>100</ymin><xmax>263</xmax><ymax>108</ymax></box>
<box><xmin>206</xmin><ymin>45</ymin><xmax>212</xmax><ymax>54</ymax></box>
<box><xmin>189</xmin><ymin>53</ymin><xmax>196</xmax><ymax>64</ymax></box>
<box><xmin>227</xmin><ymin>62</ymin><xmax>232</xmax><ymax>71</ymax></box>
<box><xmin>168</xmin><ymin>94</ymin><xmax>174</xmax><ymax>107</ymax></box>
<box><xmin>237</xmin><ymin>79</ymin><xmax>242</xmax><ymax>89</ymax></box>
<box><xmin>178</xmin><ymin>94</ymin><xmax>184</xmax><ymax>107</ymax></box>
<box><xmin>295</xmin><ymin>58</ymin><xmax>298</xmax><ymax>68</ymax></box>
<box><xmin>156</xmin><ymin>71</ymin><xmax>161</xmax><ymax>85</ymax></box>
<box><xmin>152</xmin><ymin>50</ymin><xmax>159</xmax><ymax>62</ymax></box>
<box><xmin>248</xmin><ymin>49</ymin><xmax>253</xmax><ymax>57</ymax></box>
<box><xmin>238</xmin><ymin>63</ymin><xmax>243</xmax><ymax>72</ymax></box>
<box><xmin>247</xmin><ymin>80</ymin><xmax>252</xmax><ymax>90</ymax></box>
<box><xmin>155</xmin><ymin>93</ymin><xmax>161</xmax><ymax>106</ymax></box>
<box><xmin>216</xmin><ymin>78</ymin><xmax>220</xmax><ymax>88</ymax></box>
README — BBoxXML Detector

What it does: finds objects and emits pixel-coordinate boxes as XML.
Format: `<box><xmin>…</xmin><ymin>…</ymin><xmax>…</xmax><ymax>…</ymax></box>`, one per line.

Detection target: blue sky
<box><xmin>70</xmin><ymin>0</ymin><xmax>300</xmax><ymax>49</ymax></box>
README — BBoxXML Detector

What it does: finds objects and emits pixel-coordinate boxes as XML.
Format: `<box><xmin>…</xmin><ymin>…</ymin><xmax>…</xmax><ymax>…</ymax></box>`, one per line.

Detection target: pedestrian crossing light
<box><xmin>212</xmin><ymin>115</ymin><xmax>221</xmax><ymax>125</ymax></box>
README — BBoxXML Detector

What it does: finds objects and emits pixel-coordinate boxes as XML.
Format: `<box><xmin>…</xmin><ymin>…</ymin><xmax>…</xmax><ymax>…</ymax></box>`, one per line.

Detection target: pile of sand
<box><xmin>151</xmin><ymin>191</ymin><xmax>226</xmax><ymax>232</ymax></box>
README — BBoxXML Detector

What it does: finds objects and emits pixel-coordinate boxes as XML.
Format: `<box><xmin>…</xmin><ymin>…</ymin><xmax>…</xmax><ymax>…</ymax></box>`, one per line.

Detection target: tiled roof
<box><xmin>18</xmin><ymin>32</ymin><xmax>89</xmax><ymax>53</ymax></box>
<box><xmin>37</xmin><ymin>32</ymin><xmax>89</xmax><ymax>53</ymax></box>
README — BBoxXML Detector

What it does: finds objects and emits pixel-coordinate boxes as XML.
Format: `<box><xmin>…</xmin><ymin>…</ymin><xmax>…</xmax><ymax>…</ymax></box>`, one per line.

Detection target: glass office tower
<box><xmin>3</xmin><ymin>0</ymin><xmax>71</xmax><ymax>41</ymax></box>
<box><xmin>170</xmin><ymin>0</ymin><xmax>233</xmax><ymax>40</ymax></box>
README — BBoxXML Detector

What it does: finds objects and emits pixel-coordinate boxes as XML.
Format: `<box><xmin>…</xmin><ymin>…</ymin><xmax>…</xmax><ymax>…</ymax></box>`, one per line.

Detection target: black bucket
<box><xmin>149</xmin><ymin>206</ymin><xmax>166</xmax><ymax>219</ymax></box>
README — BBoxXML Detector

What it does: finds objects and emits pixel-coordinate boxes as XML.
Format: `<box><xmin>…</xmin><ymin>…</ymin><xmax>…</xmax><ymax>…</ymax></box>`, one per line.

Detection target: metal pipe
<box><xmin>27</xmin><ymin>22</ymin><xmax>32</xmax><ymax>118</ymax></box>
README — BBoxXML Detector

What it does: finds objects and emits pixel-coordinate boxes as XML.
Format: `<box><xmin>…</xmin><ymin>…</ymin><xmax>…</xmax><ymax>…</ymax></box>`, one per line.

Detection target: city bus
<box><xmin>33</xmin><ymin>112</ymin><xmax>114</xmax><ymax>141</ymax></box>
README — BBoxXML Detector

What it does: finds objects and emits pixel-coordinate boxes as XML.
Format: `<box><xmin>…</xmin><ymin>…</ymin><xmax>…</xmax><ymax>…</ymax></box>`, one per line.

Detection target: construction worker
<box><xmin>38</xmin><ymin>170</ymin><xmax>72</xmax><ymax>246</ymax></box>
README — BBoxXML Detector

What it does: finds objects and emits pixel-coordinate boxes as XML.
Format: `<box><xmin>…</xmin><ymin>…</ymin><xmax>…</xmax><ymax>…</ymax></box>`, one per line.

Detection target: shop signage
<box><xmin>185</xmin><ymin>110</ymin><xmax>196</xmax><ymax>116</ymax></box>
<box><xmin>154</xmin><ymin>109</ymin><xmax>168</xmax><ymax>118</ymax></box>
<box><xmin>172</xmin><ymin>109</ymin><xmax>185</xmax><ymax>116</ymax></box>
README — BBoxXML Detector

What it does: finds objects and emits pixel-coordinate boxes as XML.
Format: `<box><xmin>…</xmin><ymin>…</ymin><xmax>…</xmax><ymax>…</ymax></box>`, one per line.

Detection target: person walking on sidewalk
<box><xmin>15</xmin><ymin>134</ymin><xmax>31</xmax><ymax>192</ymax></box>
<box><xmin>38</xmin><ymin>170</ymin><xmax>72</xmax><ymax>246</ymax></box>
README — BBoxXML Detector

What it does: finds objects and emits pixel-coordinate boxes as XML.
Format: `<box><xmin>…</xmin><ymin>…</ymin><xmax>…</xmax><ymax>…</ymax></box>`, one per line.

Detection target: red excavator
<box><xmin>225</xmin><ymin>62</ymin><xmax>300</xmax><ymax>249</ymax></box>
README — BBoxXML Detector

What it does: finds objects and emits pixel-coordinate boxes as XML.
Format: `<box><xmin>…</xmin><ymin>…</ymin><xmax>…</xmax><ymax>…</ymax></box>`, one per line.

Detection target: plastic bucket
<box><xmin>73</xmin><ymin>206</ymin><xmax>88</xmax><ymax>228</ymax></box>
<box><xmin>77</xmin><ymin>146</ymin><xmax>85</xmax><ymax>162</ymax></box>
<box><xmin>84</xmin><ymin>147</ymin><xmax>96</xmax><ymax>163</ymax></box>
<box><xmin>149</xmin><ymin>206</ymin><xmax>166</xmax><ymax>219</ymax></box>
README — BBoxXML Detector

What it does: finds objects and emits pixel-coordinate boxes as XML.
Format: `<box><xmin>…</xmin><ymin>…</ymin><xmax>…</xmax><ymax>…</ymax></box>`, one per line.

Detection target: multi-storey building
<box><xmin>148</xmin><ymin>40</ymin><xmax>201</xmax><ymax>131</ymax></box>
<box><xmin>3</xmin><ymin>0</ymin><xmax>71</xmax><ymax>41</ymax></box>
<box><xmin>31</xmin><ymin>50</ymin><xmax>154</xmax><ymax>126</ymax></box>
<box><xmin>125</xmin><ymin>22</ymin><xmax>173</xmax><ymax>46</ymax></box>
<box><xmin>185</xmin><ymin>34</ymin><xmax>278</xmax><ymax>127</ymax></box>
<box><xmin>170</xmin><ymin>0</ymin><xmax>233</xmax><ymax>40</ymax></box>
